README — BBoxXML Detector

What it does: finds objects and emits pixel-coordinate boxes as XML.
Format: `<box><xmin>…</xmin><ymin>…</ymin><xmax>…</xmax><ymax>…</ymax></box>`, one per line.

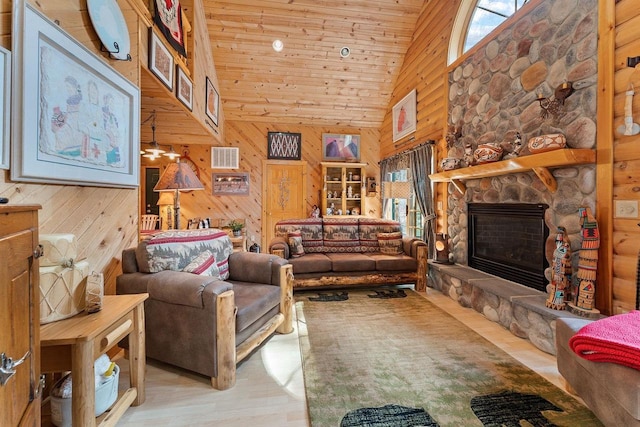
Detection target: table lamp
<box><xmin>156</xmin><ymin>192</ymin><xmax>175</xmax><ymax>230</ymax></box>
<box><xmin>153</xmin><ymin>159</ymin><xmax>204</xmax><ymax>229</ymax></box>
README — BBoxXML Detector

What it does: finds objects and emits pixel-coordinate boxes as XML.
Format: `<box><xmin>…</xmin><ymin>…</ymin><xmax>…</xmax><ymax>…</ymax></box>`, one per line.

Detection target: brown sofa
<box><xmin>268</xmin><ymin>217</ymin><xmax>427</xmax><ymax>290</ymax></box>
<box><xmin>556</xmin><ymin>317</ymin><xmax>640</xmax><ymax>426</ymax></box>
<box><xmin>117</xmin><ymin>230</ymin><xmax>293</xmax><ymax>390</ymax></box>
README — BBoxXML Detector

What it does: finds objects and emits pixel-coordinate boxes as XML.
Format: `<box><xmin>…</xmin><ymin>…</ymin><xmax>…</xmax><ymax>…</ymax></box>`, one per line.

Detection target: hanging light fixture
<box><xmin>163</xmin><ymin>146</ymin><xmax>181</xmax><ymax>160</ymax></box>
<box><xmin>141</xmin><ymin>110</ymin><xmax>181</xmax><ymax>161</ymax></box>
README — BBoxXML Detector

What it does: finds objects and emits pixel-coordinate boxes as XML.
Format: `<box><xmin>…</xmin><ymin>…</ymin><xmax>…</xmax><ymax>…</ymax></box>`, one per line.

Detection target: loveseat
<box><xmin>556</xmin><ymin>317</ymin><xmax>640</xmax><ymax>426</ymax></box>
<box><xmin>117</xmin><ymin>229</ymin><xmax>293</xmax><ymax>390</ymax></box>
<box><xmin>268</xmin><ymin>217</ymin><xmax>427</xmax><ymax>290</ymax></box>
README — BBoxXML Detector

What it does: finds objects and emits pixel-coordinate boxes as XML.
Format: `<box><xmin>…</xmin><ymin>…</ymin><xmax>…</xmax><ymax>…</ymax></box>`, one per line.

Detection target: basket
<box><xmin>50</xmin><ymin>364</ymin><xmax>119</xmax><ymax>426</ymax></box>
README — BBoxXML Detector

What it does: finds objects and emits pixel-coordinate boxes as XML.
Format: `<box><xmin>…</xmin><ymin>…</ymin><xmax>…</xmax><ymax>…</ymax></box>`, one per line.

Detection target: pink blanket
<box><xmin>569</xmin><ymin>310</ymin><xmax>640</xmax><ymax>370</ymax></box>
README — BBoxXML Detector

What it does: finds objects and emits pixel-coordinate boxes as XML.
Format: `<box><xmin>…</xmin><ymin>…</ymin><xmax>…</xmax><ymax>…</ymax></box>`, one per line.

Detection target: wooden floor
<box><xmin>115</xmin><ymin>288</ymin><xmax>580</xmax><ymax>426</ymax></box>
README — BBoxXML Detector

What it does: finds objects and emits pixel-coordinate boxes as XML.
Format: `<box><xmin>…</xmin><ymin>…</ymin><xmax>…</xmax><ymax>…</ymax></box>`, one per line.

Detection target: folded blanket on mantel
<box><xmin>569</xmin><ymin>310</ymin><xmax>640</xmax><ymax>370</ymax></box>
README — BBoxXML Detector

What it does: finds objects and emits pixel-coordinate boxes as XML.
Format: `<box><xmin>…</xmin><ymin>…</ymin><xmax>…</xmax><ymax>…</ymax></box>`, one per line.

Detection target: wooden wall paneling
<box><xmin>0</xmin><ymin>1</ymin><xmax>140</xmax><ymax>295</ymax></box>
<box><xmin>611</xmin><ymin>0</ymin><xmax>640</xmax><ymax>313</ymax></box>
<box><xmin>170</xmin><ymin>122</ymin><xmax>380</xmax><ymax>244</ymax></box>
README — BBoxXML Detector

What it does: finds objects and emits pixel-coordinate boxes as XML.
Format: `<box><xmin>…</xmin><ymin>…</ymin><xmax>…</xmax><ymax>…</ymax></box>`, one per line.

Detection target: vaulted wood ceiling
<box><xmin>204</xmin><ymin>0</ymin><xmax>427</xmax><ymax>128</ymax></box>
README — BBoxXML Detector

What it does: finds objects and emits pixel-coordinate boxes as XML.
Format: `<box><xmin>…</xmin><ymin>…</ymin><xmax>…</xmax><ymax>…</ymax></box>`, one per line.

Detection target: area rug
<box><xmin>296</xmin><ymin>288</ymin><xmax>602</xmax><ymax>427</ymax></box>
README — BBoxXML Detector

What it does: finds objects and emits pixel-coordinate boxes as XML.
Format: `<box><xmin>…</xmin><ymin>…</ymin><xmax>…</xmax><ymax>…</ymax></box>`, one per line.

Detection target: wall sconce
<box><xmin>141</xmin><ymin>110</ymin><xmax>181</xmax><ymax>161</ymax></box>
<box><xmin>535</xmin><ymin>82</ymin><xmax>574</xmax><ymax>119</ymax></box>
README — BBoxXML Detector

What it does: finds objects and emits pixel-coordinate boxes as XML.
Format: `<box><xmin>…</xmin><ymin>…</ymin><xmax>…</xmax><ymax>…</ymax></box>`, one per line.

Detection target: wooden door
<box><xmin>0</xmin><ymin>206</ymin><xmax>40</xmax><ymax>426</ymax></box>
<box><xmin>262</xmin><ymin>161</ymin><xmax>308</xmax><ymax>249</ymax></box>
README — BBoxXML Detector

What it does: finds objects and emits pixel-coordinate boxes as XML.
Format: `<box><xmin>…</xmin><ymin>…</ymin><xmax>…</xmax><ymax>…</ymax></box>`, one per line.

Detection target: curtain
<box><xmin>409</xmin><ymin>144</ymin><xmax>435</xmax><ymax>259</ymax></box>
<box><xmin>379</xmin><ymin>158</ymin><xmax>392</xmax><ymax>216</ymax></box>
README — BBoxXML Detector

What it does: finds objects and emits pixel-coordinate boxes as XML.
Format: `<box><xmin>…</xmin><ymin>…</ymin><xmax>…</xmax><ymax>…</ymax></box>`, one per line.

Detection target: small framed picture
<box><xmin>212</xmin><ymin>172</ymin><xmax>250</xmax><ymax>195</ymax></box>
<box><xmin>393</xmin><ymin>89</ymin><xmax>417</xmax><ymax>142</ymax></box>
<box><xmin>322</xmin><ymin>133</ymin><xmax>360</xmax><ymax>162</ymax></box>
<box><xmin>176</xmin><ymin>66</ymin><xmax>193</xmax><ymax>110</ymax></box>
<box><xmin>267</xmin><ymin>132</ymin><xmax>302</xmax><ymax>160</ymax></box>
<box><xmin>149</xmin><ymin>29</ymin><xmax>174</xmax><ymax>90</ymax></box>
<box><xmin>205</xmin><ymin>76</ymin><xmax>219</xmax><ymax>127</ymax></box>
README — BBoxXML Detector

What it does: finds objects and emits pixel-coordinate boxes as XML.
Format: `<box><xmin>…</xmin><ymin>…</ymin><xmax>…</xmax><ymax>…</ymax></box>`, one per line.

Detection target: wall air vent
<box><xmin>211</xmin><ymin>147</ymin><xmax>239</xmax><ymax>169</ymax></box>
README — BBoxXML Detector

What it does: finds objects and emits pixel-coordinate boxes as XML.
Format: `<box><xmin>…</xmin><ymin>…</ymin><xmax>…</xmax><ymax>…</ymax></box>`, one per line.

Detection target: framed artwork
<box><xmin>212</xmin><ymin>172</ymin><xmax>250</xmax><ymax>195</ymax></box>
<box><xmin>267</xmin><ymin>132</ymin><xmax>302</xmax><ymax>160</ymax></box>
<box><xmin>176</xmin><ymin>66</ymin><xmax>193</xmax><ymax>110</ymax></box>
<box><xmin>392</xmin><ymin>89</ymin><xmax>417</xmax><ymax>142</ymax></box>
<box><xmin>0</xmin><ymin>46</ymin><xmax>10</xmax><ymax>170</ymax></box>
<box><xmin>11</xmin><ymin>2</ymin><xmax>140</xmax><ymax>188</ymax></box>
<box><xmin>152</xmin><ymin>0</ymin><xmax>186</xmax><ymax>57</ymax></box>
<box><xmin>322</xmin><ymin>133</ymin><xmax>360</xmax><ymax>162</ymax></box>
<box><xmin>206</xmin><ymin>77</ymin><xmax>219</xmax><ymax>127</ymax></box>
<box><xmin>149</xmin><ymin>29</ymin><xmax>174</xmax><ymax>90</ymax></box>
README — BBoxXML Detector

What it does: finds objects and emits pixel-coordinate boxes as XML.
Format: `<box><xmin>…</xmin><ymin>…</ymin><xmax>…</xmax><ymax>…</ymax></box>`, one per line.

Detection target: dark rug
<box><xmin>296</xmin><ymin>288</ymin><xmax>602</xmax><ymax>427</ymax></box>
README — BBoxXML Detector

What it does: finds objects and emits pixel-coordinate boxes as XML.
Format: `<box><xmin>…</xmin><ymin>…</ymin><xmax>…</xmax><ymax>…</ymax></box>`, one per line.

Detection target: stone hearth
<box><xmin>428</xmin><ymin>261</ymin><xmax>600</xmax><ymax>355</ymax></box>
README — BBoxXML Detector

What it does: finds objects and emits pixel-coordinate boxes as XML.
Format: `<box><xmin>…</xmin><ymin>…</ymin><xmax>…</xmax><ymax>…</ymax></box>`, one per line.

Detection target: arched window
<box><xmin>449</xmin><ymin>0</ymin><xmax>529</xmax><ymax>65</ymax></box>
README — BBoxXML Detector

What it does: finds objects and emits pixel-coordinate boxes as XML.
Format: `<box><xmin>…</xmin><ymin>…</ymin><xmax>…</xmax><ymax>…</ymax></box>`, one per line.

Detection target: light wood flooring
<box><xmin>115</xmin><ymin>288</ymin><xmax>579</xmax><ymax>426</ymax></box>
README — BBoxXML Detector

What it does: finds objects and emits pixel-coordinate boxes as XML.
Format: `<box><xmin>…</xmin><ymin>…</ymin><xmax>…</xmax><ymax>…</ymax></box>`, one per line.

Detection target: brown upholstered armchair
<box><xmin>117</xmin><ymin>248</ymin><xmax>293</xmax><ymax>390</ymax></box>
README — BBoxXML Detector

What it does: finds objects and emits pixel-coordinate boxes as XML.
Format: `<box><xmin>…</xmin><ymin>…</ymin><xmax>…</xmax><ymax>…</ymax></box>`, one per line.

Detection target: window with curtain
<box><xmin>383</xmin><ymin>169</ymin><xmax>422</xmax><ymax>239</ymax></box>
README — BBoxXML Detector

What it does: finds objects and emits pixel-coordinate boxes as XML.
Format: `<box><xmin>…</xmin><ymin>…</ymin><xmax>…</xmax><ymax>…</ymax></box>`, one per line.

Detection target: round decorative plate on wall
<box><xmin>87</xmin><ymin>0</ymin><xmax>131</xmax><ymax>60</ymax></box>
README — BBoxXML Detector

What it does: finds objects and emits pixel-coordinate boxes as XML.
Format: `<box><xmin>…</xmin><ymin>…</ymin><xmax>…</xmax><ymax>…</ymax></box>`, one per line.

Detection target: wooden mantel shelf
<box><xmin>429</xmin><ymin>149</ymin><xmax>595</xmax><ymax>193</ymax></box>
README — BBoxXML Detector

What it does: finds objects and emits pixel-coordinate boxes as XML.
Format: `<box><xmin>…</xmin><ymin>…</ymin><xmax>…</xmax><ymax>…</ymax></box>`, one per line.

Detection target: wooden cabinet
<box><xmin>321</xmin><ymin>162</ymin><xmax>366</xmax><ymax>217</ymax></box>
<box><xmin>0</xmin><ymin>205</ymin><xmax>41</xmax><ymax>426</ymax></box>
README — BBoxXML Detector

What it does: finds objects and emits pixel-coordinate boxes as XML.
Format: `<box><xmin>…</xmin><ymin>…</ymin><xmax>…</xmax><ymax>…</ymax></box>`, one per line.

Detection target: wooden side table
<box><xmin>40</xmin><ymin>294</ymin><xmax>148</xmax><ymax>427</ymax></box>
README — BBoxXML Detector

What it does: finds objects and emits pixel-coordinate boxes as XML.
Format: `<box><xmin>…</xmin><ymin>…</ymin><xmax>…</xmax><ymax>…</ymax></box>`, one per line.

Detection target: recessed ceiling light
<box><xmin>340</xmin><ymin>47</ymin><xmax>350</xmax><ymax>58</ymax></box>
<box><xmin>272</xmin><ymin>39</ymin><xmax>284</xmax><ymax>52</ymax></box>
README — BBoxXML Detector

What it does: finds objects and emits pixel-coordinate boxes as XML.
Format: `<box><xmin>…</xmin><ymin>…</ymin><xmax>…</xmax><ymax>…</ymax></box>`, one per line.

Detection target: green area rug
<box><xmin>296</xmin><ymin>288</ymin><xmax>602</xmax><ymax>427</ymax></box>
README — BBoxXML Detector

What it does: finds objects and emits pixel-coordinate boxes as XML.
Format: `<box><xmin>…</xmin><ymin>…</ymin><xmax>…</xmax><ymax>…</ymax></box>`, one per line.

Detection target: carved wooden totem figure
<box><xmin>574</xmin><ymin>207</ymin><xmax>599</xmax><ymax>310</ymax></box>
<box><xmin>546</xmin><ymin>226</ymin><xmax>572</xmax><ymax>310</ymax></box>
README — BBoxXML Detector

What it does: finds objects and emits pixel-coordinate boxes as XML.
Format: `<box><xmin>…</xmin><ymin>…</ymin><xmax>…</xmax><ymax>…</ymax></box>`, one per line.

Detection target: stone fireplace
<box><xmin>468</xmin><ymin>203</ymin><xmax>549</xmax><ymax>291</ymax></box>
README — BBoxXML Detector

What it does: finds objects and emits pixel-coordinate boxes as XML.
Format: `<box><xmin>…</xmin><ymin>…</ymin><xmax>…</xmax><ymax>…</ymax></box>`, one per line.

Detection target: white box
<box><xmin>39</xmin><ymin>260</ymin><xmax>89</xmax><ymax>324</ymax></box>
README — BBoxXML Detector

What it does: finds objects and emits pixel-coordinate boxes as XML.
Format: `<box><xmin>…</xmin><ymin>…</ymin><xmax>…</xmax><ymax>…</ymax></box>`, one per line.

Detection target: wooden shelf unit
<box><xmin>321</xmin><ymin>162</ymin><xmax>366</xmax><ymax>217</ymax></box>
<box><xmin>429</xmin><ymin>149</ymin><xmax>596</xmax><ymax>193</ymax></box>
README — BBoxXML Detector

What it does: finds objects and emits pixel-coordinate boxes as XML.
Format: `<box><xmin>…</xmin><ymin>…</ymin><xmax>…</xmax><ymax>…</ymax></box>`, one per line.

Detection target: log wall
<box><xmin>612</xmin><ymin>0</ymin><xmax>640</xmax><ymax>313</ymax></box>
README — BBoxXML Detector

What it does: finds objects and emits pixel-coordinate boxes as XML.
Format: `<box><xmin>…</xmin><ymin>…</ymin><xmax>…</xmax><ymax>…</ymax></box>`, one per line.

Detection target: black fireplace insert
<box><xmin>468</xmin><ymin>203</ymin><xmax>549</xmax><ymax>291</ymax></box>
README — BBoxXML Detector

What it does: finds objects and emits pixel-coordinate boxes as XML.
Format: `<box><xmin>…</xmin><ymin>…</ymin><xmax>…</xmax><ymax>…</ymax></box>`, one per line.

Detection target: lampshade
<box><xmin>153</xmin><ymin>161</ymin><xmax>205</xmax><ymax>192</ymax></box>
<box><xmin>382</xmin><ymin>181</ymin><xmax>411</xmax><ymax>199</ymax></box>
<box><xmin>156</xmin><ymin>192</ymin><xmax>174</xmax><ymax>206</ymax></box>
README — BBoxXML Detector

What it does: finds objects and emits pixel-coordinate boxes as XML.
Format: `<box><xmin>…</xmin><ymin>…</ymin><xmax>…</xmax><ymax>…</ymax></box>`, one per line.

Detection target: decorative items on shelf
<box><xmin>527</xmin><ymin>133</ymin><xmax>566</xmax><ymax>154</ymax></box>
<box><xmin>535</xmin><ymin>82</ymin><xmax>574</xmax><ymax>119</ymax></box>
<box><xmin>473</xmin><ymin>142</ymin><xmax>503</xmax><ymax>164</ymax></box>
<box><xmin>439</xmin><ymin>157</ymin><xmax>460</xmax><ymax>171</ymax></box>
<box><xmin>503</xmin><ymin>132</ymin><xmax>524</xmax><ymax>160</ymax></box>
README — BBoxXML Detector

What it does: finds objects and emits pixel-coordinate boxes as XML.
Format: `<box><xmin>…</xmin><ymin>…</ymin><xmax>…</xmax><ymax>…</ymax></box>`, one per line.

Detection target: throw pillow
<box><xmin>288</xmin><ymin>230</ymin><xmax>305</xmax><ymax>258</ymax></box>
<box><xmin>182</xmin><ymin>250</ymin><xmax>221</xmax><ymax>278</ymax></box>
<box><xmin>378</xmin><ymin>231</ymin><xmax>403</xmax><ymax>255</ymax></box>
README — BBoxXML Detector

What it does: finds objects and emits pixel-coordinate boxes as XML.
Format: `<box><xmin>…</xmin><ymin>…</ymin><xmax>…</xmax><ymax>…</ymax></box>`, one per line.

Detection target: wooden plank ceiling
<box><xmin>204</xmin><ymin>0</ymin><xmax>426</xmax><ymax>128</ymax></box>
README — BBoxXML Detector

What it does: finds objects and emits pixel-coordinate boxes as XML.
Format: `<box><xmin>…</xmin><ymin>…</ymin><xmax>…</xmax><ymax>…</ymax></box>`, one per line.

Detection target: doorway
<box><xmin>262</xmin><ymin>161</ymin><xmax>308</xmax><ymax>249</ymax></box>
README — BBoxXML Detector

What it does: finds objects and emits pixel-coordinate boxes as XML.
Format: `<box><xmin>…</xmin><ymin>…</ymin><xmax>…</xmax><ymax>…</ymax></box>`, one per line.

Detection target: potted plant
<box><xmin>228</xmin><ymin>220</ymin><xmax>244</xmax><ymax>237</ymax></box>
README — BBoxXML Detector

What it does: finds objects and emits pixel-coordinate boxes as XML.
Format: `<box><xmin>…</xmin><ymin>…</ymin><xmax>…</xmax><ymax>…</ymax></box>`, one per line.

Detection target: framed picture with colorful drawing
<box><xmin>322</xmin><ymin>133</ymin><xmax>360</xmax><ymax>162</ymax></box>
<box><xmin>176</xmin><ymin>65</ymin><xmax>193</xmax><ymax>110</ymax></box>
<box><xmin>392</xmin><ymin>89</ymin><xmax>417</xmax><ymax>142</ymax></box>
<box><xmin>11</xmin><ymin>1</ymin><xmax>140</xmax><ymax>188</ymax></box>
<box><xmin>267</xmin><ymin>132</ymin><xmax>302</xmax><ymax>160</ymax></box>
<box><xmin>205</xmin><ymin>77</ymin><xmax>219</xmax><ymax>126</ymax></box>
<box><xmin>149</xmin><ymin>28</ymin><xmax>174</xmax><ymax>90</ymax></box>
